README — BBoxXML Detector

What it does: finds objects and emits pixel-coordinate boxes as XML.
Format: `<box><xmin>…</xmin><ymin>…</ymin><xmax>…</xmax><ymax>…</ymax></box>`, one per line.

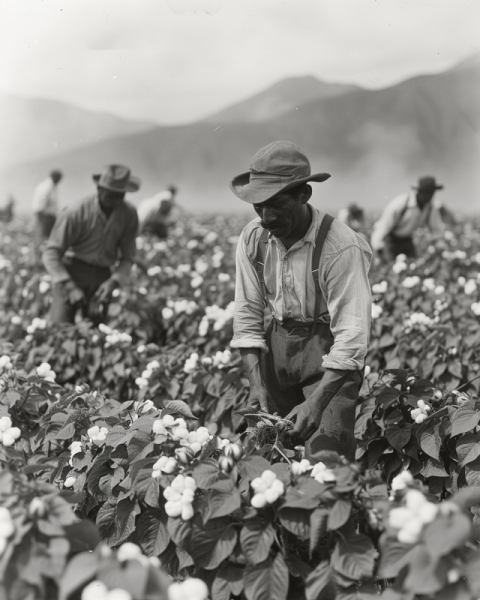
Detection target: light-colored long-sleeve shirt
<box><xmin>32</xmin><ymin>177</ymin><xmax>59</xmax><ymax>216</ymax></box>
<box><xmin>42</xmin><ymin>194</ymin><xmax>139</xmax><ymax>285</ymax></box>
<box><xmin>370</xmin><ymin>192</ymin><xmax>445</xmax><ymax>251</ymax></box>
<box><xmin>137</xmin><ymin>190</ymin><xmax>172</xmax><ymax>224</ymax></box>
<box><xmin>231</xmin><ymin>207</ymin><xmax>373</xmax><ymax>371</ymax></box>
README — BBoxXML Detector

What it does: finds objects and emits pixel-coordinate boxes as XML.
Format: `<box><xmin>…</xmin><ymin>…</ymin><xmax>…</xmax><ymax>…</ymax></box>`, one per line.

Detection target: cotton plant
<box><xmin>153</xmin><ymin>413</ymin><xmax>211</xmax><ymax>456</ymax></box>
<box><xmin>411</xmin><ymin>400</ymin><xmax>431</xmax><ymax>424</ymax></box>
<box><xmin>251</xmin><ymin>470</ymin><xmax>285</xmax><ymax>508</ymax></box>
<box><xmin>311</xmin><ymin>462</ymin><xmax>336</xmax><ymax>484</ymax></box>
<box><xmin>69</xmin><ymin>440</ymin><xmax>83</xmax><ymax>466</ymax></box>
<box><xmin>135</xmin><ymin>360</ymin><xmax>161</xmax><ymax>388</ymax></box>
<box><xmin>26</xmin><ymin>317</ymin><xmax>46</xmax><ymax>334</ymax></box>
<box><xmin>371</xmin><ymin>304</ymin><xmax>383</xmax><ymax>319</ymax></box>
<box><xmin>402</xmin><ymin>276</ymin><xmax>421</xmax><ymax>289</ymax></box>
<box><xmin>404</xmin><ymin>312</ymin><xmax>435</xmax><ymax>333</ymax></box>
<box><xmin>291</xmin><ymin>459</ymin><xmax>313</xmax><ymax>476</ymax></box>
<box><xmin>388</xmin><ymin>488</ymin><xmax>451</xmax><ymax>544</ymax></box>
<box><xmin>184</xmin><ymin>353</ymin><xmax>199</xmax><ymax>374</ymax></box>
<box><xmin>163</xmin><ymin>474</ymin><xmax>197</xmax><ymax>520</ymax></box>
<box><xmin>36</xmin><ymin>362</ymin><xmax>56</xmax><ymax>382</ymax></box>
<box><xmin>371</xmin><ymin>280</ymin><xmax>388</xmax><ymax>294</ymax></box>
<box><xmin>0</xmin><ymin>416</ymin><xmax>21</xmax><ymax>447</ymax></box>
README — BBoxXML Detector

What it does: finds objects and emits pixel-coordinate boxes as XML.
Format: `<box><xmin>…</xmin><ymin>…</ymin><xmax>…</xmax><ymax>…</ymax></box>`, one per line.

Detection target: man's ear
<box><xmin>301</xmin><ymin>184</ymin><xmax>313</xmax><ymax>204</ymax></box>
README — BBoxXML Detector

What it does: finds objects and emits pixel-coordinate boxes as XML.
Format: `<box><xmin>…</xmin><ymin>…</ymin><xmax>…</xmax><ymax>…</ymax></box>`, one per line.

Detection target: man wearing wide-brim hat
<box><xmin>43</xmin><ymin>164</ymin><xmax>140</xmax><ymax>323</ymax></box>
<box><xmin>370</xmin><ymin>176</ymin><xmax>446</xmax><ymax>261</ymax></box>
<box><xmin>230</xmin><ymin>141</ymin><xmax>373</xmax><ymax>461</ymax></box>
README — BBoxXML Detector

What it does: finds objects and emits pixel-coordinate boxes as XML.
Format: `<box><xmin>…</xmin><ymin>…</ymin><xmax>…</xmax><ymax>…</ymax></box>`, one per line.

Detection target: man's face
<box><xmin>253</xmin><ymin>188</ymin><xmax>307</xmax><ymax>239</ymax></box>
<box><xmin>416</xmin><ymin>189</ymin><xmax>435</xmax><ymax>209</ymax></box>
<box><xmin>98</xmin><ymin>187</ymin><xmax>126</xmax><ymax>211</ymax></box>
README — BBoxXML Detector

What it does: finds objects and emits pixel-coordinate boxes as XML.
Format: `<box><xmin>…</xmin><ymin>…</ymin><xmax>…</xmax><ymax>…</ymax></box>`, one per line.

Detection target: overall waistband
<box><xmin>272</xmin><ymin>317</ymin><xmax>330</xmax><ymax>333</ymax></box>
<box><xmin>66</xmin><ymin>256</ymin><xmax>111</xmax><ymax>274</ymax></box>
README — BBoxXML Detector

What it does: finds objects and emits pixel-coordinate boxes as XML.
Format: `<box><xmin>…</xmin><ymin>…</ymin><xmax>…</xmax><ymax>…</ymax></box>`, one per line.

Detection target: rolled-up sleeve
<box><xmin>230</xmin><ymin>231</ymin><xmax>268</xmax><ymax>353</ymax></box>
<box><xmin>322</xmin><ymin>245</ymin><xmax>372</xmax><ymax>370</ymax></box>
<box><xmin>114</xmin><ymin>210</ymin><xmax>139</xmax><ymax>282</ymax></box>
<box><xmin>42</xmin><ymin>211</ymin><xmax>80</xmax><ymax>284</ymax></box>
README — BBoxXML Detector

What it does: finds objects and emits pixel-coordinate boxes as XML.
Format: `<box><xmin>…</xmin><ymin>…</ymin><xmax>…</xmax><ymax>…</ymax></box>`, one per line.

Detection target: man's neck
<box><xmin>279</xmin><ymin>205</ymin><xmax>313</xmax><ymax>250</ymax></box>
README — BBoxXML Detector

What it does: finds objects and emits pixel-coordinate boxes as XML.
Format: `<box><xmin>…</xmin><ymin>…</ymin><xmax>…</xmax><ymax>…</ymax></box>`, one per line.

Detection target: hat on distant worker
<box><xmin>229</xmin><ymin>141</ymin><xmax>330</xmax><ymax>204</ymax></box>
<box><xmin>412</xmin><ymin>176</ymin><xmax>444</xmax><ymax>192</ymax></box>
<box><xmin>93</xmin><ymin>164</ymin><xmax>141</xmax><ymax>193</ymax></box>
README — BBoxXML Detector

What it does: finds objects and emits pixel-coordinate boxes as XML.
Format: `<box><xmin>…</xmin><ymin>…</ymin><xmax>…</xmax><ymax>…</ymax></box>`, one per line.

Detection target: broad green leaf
<box><xmin>309</xmin><ymin>508</ymin><xmax>328</xmax><ymax>557</ymax></box>
<box><xmin>377</xmin><ymin>539</ymin><xmax>417</xmax><ymax>578</ymax></box>
<box><xmin>192</xmin><ymin>459</ymin><xmax>221</xmax><ymax>489</ymax></box>
<box><xmin>305</xmin><ymin>560</ymin><xmax>331</xmax><ymax>600</ymax></box>
<box><xmin>279</xmin><ymin>508</ymin><xmax>310</xmax><ymax>540</ymax></box>
<box><xmin>424</xmin><ymin>513</ymin><xmax>471</xmax><ymax>557</ymax></box>
<box><xmin>240</xmin><ymin>520</ymin><xmax>275</xmax><ymax>564</ymax></box>
<box><xmin>187</xmin><ymin>519</ymin><xmax>237</xmax><ymax>570</ymax></box>
<box><xmin>376</xmin><ymin>387</ymin><xmax>401</xmax><ymax>409</ymax></box>
<box><xmin>331</xmin><ymin>532</ymin><xmax>376</xmax><ymax>581</ymax></box>
<box><xmin>420</xmin><ymin>457</ymin><xmax>448</xmax><ymax>478</ymax></box>
<box><xmin>202</xmin><ymin>488</ymin><xmax>241</xmax><ymax>522</ymax></box>
<box><xmin>386</xmin><ymin>424</ymin><xmax>412</xmax><ymax>452</ymax></box>
<box><xmin>237</xmin><ymin>455</ymin><xmax>272</xmax><ymax>480</ymax></box>
<box><xmin>403</xmin><ymin>544</ymin><xmax>445</xmax><ymax>595</ymax></box>
<box><xmin>451</xmin><ymin>402</ymin><xmax>480</xmax><ymax>437</ymax></box>
<box><xmin>327</xmin><ymin>499</ymin><xmax>351</xmax><ymax>530</ymax></box>
<box><xmin>58</xmin><ymin>551</ymin><xmax>99</xmax><ymax>600</ymax></box>
<box><xmin>163</xmin><ymin>399</ymin><xmax>197</xmax><ymax>419</ymax></box>
<box><xmin>417</xmin><ymin>420</ymin><xmax>441</xmax><ymax>461</ymax></box>
<box><xmin>457</xmin><ymin>432</ymin><xmax>480</xmax><ymax>466</ymax></box>
<box><xmin>213</xmin><ymin>564</ymin><xmax>244</xmax><ymax>600</ymax></box>
<box><xmin>136</xmin><ymin>508</ymin><xmax>170</xmax><ymax>557</ymax></box>
<box><xmin>243</xmin><ymin>553</ymin><xmax>289</xmax><ymax>600</ymax></box>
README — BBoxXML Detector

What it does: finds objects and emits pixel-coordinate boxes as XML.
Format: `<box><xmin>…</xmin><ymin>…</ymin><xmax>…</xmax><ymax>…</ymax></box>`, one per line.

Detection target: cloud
<box><xmin>0</xmin><ymin>0</ymin><xmax>478</xmax><ymax>123</ymax></box>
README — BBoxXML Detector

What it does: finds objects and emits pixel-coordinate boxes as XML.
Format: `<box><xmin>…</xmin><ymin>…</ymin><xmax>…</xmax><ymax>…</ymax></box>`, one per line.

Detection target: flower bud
<box><xmin>218</xmin><ymin>456</ymin><xmax>235</xmax><ymax>473</ymax></box>
<box><xmin>28</xmin><ymin>498</ymin><xmax>46</xmax><ymax>518</ymax></box>
<box><xmin>224</xmin><ymin>442</ymin><xmax>243</xmax><ymax>461</ymax></box>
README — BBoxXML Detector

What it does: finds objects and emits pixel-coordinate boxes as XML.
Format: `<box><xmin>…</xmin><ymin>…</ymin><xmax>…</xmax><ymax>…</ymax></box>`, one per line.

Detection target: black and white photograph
<box><xmin>0</xmin><ymin>1</ymin><xmax>479</xmax><ymax>599</ymax></box>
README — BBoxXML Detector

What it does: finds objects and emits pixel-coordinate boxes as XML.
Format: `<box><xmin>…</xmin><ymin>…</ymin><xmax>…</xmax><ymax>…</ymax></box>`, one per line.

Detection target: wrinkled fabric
<box><xmin>370</xmin><ymin>192</ymin><xmax>445</xmax><ymax>251</ymax></box>
<box><xmin>32</xmin><ymin>177</ymin><xmax>59</xmax><ymax>216</ymax></box>
<box><xmin>231</xmin><ymin>207</ymin><xmax>372</xmax><ymax>371</ymax></box>
<box><xmin>261</xmin><ymin>319</ymin><xmax>361</xmax><ymax>461</ymax></box>
<box><xmin>43</xmin><ymin>194</ymin><xmax>138</xmax><ymax>285</ymax></box>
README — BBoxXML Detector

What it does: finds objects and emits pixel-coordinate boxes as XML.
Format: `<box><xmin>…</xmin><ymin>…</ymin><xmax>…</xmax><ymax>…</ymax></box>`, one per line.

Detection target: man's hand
<box><xmin>95</xmin><ymin>277</ymin><xmax>118</xmax><ymax>304</ymax></box>
<box><xmin>286</xmin><ymin>399</ymin><xmax>322</xmax><ymax>441</ymax></box>
<box><xmin>248</xmin><ymin>385</ymin><xmax>269</xmax><ymax>412</ymax></box>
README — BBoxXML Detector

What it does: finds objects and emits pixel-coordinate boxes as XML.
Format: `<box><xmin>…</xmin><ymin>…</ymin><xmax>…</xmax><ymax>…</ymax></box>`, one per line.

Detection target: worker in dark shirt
<box><xmin>42</xmin><ymin>164</ymin><xmax>140</xmax><ymax>323</ymax></box>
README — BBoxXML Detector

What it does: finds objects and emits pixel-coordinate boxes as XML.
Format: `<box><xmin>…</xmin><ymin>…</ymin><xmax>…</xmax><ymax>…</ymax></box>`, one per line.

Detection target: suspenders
<box><xmin>254</xmin><ymin>214</ymin><xmax>335</xmax><ymax>335</ymax></box>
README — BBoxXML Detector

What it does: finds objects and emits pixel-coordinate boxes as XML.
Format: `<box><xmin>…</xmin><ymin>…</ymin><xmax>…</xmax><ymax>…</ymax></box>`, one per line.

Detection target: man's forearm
<box><xmin>307</xmin><ymin>368</ymin><xmax>358</xmax><ymax>413</ymax></box>
<box><xmin>240</xmin><ymin>348</ymin><xmax>265</xmax><ymax>389</ymax></box>
<box><xmin>42</xmin><ymin>248</ymin><xmax>71</xmax><ymax>284</ymax></box>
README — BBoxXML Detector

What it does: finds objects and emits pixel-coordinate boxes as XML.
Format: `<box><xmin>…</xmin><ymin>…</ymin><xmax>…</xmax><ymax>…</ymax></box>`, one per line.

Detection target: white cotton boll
<box><xmin>87</xmin><ymin>426</ymin><xmax>100</xmax><ymax>440</ymax></box>
<box><xmin>264</xmin><ymin>488</ymin><xmax>280</xmax><ymax>504</ymax></box>
<box><xmin>8</xmin><ymin>427</ymin><xmax>20</xmax><ymax>440</ymax></box>
<box><xmin>392</xmin><ymin>262</ymin><xmax>407</xmax><ymax>273</ymax></box>
<box><xmin>371</xmin><ymin>304</ymin><xmax>383</xmax><ymax>319</ymax></box>
<box><xmin>164</xmin><ymin>488</ymin><xmax>182</xmax><ymax>502</ymax></box>
<box><xmin>106</xmin><ymin>589</ymin><xmax>132</xmax><ymax>600</ymax></box>
<box><xmin>270</xmin><ymin>479</ymin><xmax>285</xmax><ymax>496</ymax></box>
<box><xmin>181</xmin><ymin>578</ymin><xmax>209</xmax><ymax>600</ymax></box>
<box><xmin>1</xmin><ymin>433</ymin><xmax>15</xmax><ymax>446</ymax></box>
<box><xmin>0</xmin><ymin>417</ymin><xmax>12</xmax><ymax>432</ymax></box>
<box><xmin>191</xmin><ymin>276</ymin><xmax>204</xmax><ymax>288</ymax></box>
<box><xmin>182</xmin><ymin>489</ymin><xmax>195</xmax><ymax>504</ymax></box>
<box><xmin>183</xmin><ymin>476</ymin><xmax>197</xmax><ymax>491</ymax></box>
<box><xmin>411</xmin><ymin>408</ymin><xmax>422</xmax><ymax>419</ymax></box>
<box><xmin>190</xmin><ymin>442</ymin><xmax>201</xmax><ymax>454</ymax></box>
<box><xmin>389</xmin><ymin>507</ymin><xmax>413</xmax><ymax>529</ymax></box>
<box><xmin>163</xmin><ymin>458</ymin><xmax>177</xmax><ymax>474</ymax></box>
<box><xmin>162</xmin><ymin>307</ymin><xmax>174</xmax><ymax>319</ymax></box>
<box><xmin>218</xmin><ymin>273</ymin><xmax>230</xmax><ymax>282</ymax></box>
<box><xmin>434</xmin><ymin>285</ymin><xmax>445</xmax><ymax>295</ymax></box>
<box><xmin>181</xmin><ymin>503</ymin><xmax>195</xmax><ymax>521</ymax></box>
<box><xmin>64</xmin><ymin>476</ymin><xmax>76</xmax><ymax>488</ymax></box>
<box><xmin>465</xmin><ymin>280</ymin><xmax>477</xmax><ymax>295</ymax></box>
<box><xmin>261</xmin><ymin>470</ymin><xmax>277</xmax><ymax>487</ymax></box>
<box><xmin>196</xmin><ymin>428</ymin><xmax>210</xmax><ymax>444</ymax></box>
<box><xmin>163</xmin><ymin>415</ymin><xmax>175</xmax><ymax>427</ymax></box>
<box><xmin>417</xmin><ymin>502</ymin><xmax>438</xmax><ymax>524</ymax></box>
<box><xmin>0</xmin><ymin>515</ymin><xmax>14</xmax><ymax>538</ymax></box>
<box><xmin>81</xmin><ymin>581</ymin><xmax>109</xmax><ymax>600</ymax></box>
<box><xmin>165</xmin><ymin>501</ymin><xmax>183</xmax><ymax>517</ymax></box>
<box><xmin>415</xmin><ymin>414</ymin><xmax>427</xmax><ymax>424</ymax></box>
<box><xmin>391</xmin><ymin>471</ymin><xmax>413</xmax><ymax>491</ymax></box>
<box><xmin>251</xmin><ymin>478</ymin><xmax>268</xmax><ymax>494</ymax></box>
<box><xmin>174</xmin><ymin>418</ymin><xmax>187</xmax><ymax>429</ymax></box>
<box><xmin>117</xmin><ymin>542</ymin><xmax>142</xmax><ymax>562</ymax></box>
<box><xmin>142</xmin><ymin>369</ymin><xmax>153</xmax><ymax>380</ymax></box>
<box><xmin>36</xmin><ymin>363</ymin><xmax>51</xmax><ymax>378</ymax></box>
<box><xmin>471</xmin><ymin>302</ymin><xmax>480</xmax><ymax>316</ymax></box>
<box><xmin>171</xmin><ymin>475</ymin><xmax>186</xmax><ymax>494</ymax></box>
<box><xmin>405</xmin><ymin>490</ymin><xmax>427</xmax><ymax>511</ymax></box>
<box><xmin>397</xmin><ymin>526</ymin><xmax>421</xmax><ymax>544</ymax></box>
<box><xmin>153</xmin><ymin>457</ymin><xmax>168</xmax><ymax>471</ymax></box>
<box><xmin>399</xmin><ymin>516</ymin><xmax>423</xmax><ymax>541</ymax></box>
<box><xmin>168</xmin><ymin>583</ymin><xmax>185</xmax><ymax>600</ymax></box>
<box><xmin>251</xmin><ymin>493</ymin><xmax>267</xmax><ymax>508</ymax></box>
<box><xmin>447</xmin><ymin>569</ymin><xmax>461</xmax><ymax>584</ymax></box>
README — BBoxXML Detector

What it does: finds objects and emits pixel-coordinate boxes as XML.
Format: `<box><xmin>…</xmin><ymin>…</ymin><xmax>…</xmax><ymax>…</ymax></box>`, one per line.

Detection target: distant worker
<box><xmin>337</xmin><ymin>203</ymin><xmax>368</xmax><ymax>241</ymax></box>
<box><xmin>370</xmin><ymin>176</ymin><xmax>445</xmax><ymax>261</ymax></box>
<box><xmin>33</xmin><ymin>169</ymin><xmax>63</xmax><ymax>248</ymax></box>
<box><xmin>0</xmin><ymin>195</ymin><xmax>15</xmax><ymax>223</ymax></box>
<box><xmin>42</xmin><ymin>164</ymin><xmax>140</xmax><ymax>324</ymax></box>
<box><xmin>138</xmin><ymin>185</ymin><xmax>178</xmax><ymax>239</ymax></box>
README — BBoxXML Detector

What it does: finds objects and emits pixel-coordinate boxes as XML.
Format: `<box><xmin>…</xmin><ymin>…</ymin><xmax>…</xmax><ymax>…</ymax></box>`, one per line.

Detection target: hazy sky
<box><xmin>1</xmin><ymin>0</ymin><xmax>478</xmax><ymax>124</ymax></box>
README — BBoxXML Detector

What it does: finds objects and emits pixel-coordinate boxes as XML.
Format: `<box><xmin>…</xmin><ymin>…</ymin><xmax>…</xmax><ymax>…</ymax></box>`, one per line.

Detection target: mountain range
<box><xmin>1</xmin><ymin>54</ymin><xmax>479</xmax><ymax>214</ymax></box>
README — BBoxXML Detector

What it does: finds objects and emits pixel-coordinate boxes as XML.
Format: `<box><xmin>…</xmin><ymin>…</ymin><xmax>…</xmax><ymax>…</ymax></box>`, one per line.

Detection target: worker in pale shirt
<box><xmin>230</xmin><ymin>141</ymin><xmax>372</xmax><ymax>461</ymax></box>
<box><xmin>32</xmin><ymin>169</ymin><xmax>63</xmax><ymax>249</ymax></box>
<box><xmin>337</xmin><ymin>203</ymin><xmax>368</xmax><ymax>241</ymax></box>
<box><xmin>138</xmin><ymin>185</ymin><xmax>178</xmax><ymax>239</ymax></box>
<box><xmin>370</xmin><ymin>176</ymin><xmax>445</xmax><ymax>261</ymax></box>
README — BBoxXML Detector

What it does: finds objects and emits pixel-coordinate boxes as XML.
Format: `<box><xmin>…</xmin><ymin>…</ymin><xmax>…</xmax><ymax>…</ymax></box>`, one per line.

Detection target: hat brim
<box><xmin>412</xmin><ymin>184</ymin><xmax>444</xmax><ymax>191</ymax></box>
<box><xmin>230</xmin><ymin>171</ymin><xmax>331</xmax><ymax>204</ymax></box>
<box><xmin>93</xmin><ymin>174</ymin><xmax>140</xmax><ymax>193</ymax></box>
